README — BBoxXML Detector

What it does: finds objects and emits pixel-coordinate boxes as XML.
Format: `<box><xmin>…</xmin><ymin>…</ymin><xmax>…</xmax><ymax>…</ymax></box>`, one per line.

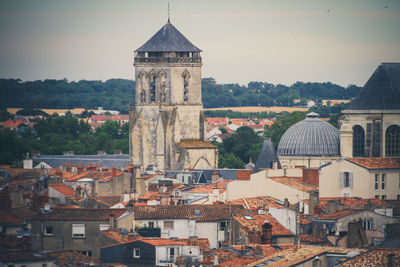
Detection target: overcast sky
<box><xmin>0</xmin><ymin>0</ymin><xmax>399</xmax><ymax>86</ymax></box>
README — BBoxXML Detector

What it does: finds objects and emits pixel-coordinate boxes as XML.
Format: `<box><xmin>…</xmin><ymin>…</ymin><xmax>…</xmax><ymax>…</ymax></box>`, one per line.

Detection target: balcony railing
<box><xmin>135</xmin><ymin>57</ymin><xmax>202</xmax><ymax>64</ymax></box>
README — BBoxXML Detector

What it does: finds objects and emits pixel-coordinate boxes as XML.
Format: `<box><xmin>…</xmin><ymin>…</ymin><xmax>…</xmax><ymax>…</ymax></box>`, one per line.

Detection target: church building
<box><xmin>339</xmin><ymin>63</ymin><xmax>400</xmax><ymax>158</ymax></box>
<box><xmin>129</xmin><ymin>20</ymin><xmax>218</xmax><ymax>171</ymax></box>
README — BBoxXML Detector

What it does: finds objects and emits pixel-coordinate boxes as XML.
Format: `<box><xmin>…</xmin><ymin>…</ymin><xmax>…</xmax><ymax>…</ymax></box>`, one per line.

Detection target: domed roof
<box><xmin>277</xmin><ymin>113</ymin><xmax>340</xmax><ymax>157</ymax></box>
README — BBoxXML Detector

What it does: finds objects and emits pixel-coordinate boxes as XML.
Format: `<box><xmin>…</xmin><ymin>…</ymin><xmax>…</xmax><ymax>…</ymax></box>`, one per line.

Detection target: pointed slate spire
<box><xmin>135</xmin><ymin>22</ymin><xmax>202</xmax><ymax>53</ymax></box>
<box><xmin>347</xmin><ymin>63</ymin><xmax>400</xmax><ymax>110</ymax></box>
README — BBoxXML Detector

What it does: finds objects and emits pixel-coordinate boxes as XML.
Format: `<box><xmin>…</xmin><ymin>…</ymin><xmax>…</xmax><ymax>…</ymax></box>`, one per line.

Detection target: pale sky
<box><xmin>0</xmin><ymin>0</ymin><xmax>399</xmax><ymax>86</ymax></box>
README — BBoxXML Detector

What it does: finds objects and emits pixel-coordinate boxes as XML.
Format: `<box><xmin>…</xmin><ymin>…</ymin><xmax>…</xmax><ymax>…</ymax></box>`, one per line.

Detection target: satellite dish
<box><xmin>44</xmin><ymin>203</ymin><xmax>51</xmax><ymax>211</ymax></box>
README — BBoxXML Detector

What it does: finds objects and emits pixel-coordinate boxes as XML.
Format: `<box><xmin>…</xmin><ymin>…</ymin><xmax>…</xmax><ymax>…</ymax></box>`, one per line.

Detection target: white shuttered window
<box><xmin>72</xmin><ymin>224</ymin><xmax>85</xmax><ymax>238</ymax></box>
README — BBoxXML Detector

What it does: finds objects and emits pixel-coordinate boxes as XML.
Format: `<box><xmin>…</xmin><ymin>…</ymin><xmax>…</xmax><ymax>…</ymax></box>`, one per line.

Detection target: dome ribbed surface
<box><xmin>277</xmin><ymin>113</ymin><xmax>340</xmax><ymax>156</ymax></box>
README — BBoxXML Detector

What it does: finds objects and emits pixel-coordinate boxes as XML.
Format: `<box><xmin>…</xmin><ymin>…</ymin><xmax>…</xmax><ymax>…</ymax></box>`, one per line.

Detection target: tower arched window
<box><xmin>182</xmin><ymin>70</ymin><xmax>190</xmax><ymax>101</ymax></box>
<box><xmin>149</xmin><ymin>72</ymin><xmax>156</xmax><ymax>102</ymax></box>
<box><xmin>385</xmin><ymin>125</ymin><xmax>400</xmax><ymax>157</ymax></box>
<box><xmin>140</xmin><ymin>90</ymin><xmax>146</xmax><ymax>103</ymax></box>
<box><xmin>353</xmin><ymin>125</ymin><xmax>365</xmax><ymax>157</ymax></box>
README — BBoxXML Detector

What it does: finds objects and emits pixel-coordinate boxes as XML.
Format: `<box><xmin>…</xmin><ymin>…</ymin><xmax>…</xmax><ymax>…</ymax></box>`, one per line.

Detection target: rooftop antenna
<box><xmin>167</xmin><ymin>3</ymin><xmax>171</xmax><ymax>23</ymax></box>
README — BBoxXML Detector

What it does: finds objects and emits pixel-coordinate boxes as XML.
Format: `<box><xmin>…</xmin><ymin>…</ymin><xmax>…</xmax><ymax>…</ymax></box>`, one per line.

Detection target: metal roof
<box><xmin>135</xmin><ymin>20</ymin><xmax>202</xmax><ymax>53</ymax></box>
<box><xmin>277</xmin><ymin>113</ymin><xmax>340</xmax><ymax>157</ymax></box>
<box><xmin>34</xmin><ymin>154</ymin><xmax>129</xmax><ymax>170</ymax></box>
<box><xmin>346</xmin><ymin>63</ymin><xmax>400</xmax><ymax>110</ymax></box>
<box><xmin>254</xmin><ymin>138</ymin><xmax>280</xmax><ymax>172</ymax></box>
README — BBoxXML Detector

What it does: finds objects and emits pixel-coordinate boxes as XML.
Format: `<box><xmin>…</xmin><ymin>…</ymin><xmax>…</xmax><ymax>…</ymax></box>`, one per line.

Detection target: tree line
<box><xmin>0</xmin><ymin>115</ymin><xmax>128</xmax><ymax>165</ymax></box>
<box><xmin>0</xmin><ymin>78</ymin><xmax>361</xmax><ymax>112</ymax></box>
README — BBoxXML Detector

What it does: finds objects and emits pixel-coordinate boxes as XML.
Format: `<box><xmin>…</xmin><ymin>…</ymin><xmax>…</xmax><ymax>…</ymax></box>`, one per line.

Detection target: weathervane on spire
<box><xmin>167</xmin><ymin>3</ymin><xmax>171</xmax><ymax>23</ymax></box>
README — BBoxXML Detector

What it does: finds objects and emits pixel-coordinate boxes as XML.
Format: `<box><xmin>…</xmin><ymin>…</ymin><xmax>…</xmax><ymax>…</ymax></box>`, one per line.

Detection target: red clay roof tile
<box><xmin>347</xmin><ymin>158</ymin><xmax>400</xmax><ymax>170</ymax></box>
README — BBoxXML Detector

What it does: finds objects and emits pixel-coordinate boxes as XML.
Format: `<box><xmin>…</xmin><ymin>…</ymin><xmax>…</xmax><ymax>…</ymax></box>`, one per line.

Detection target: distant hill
<box><xmin>0</xmin><ymin>78</ymin><xmax>361</xmax><ymax>113</ymax></box>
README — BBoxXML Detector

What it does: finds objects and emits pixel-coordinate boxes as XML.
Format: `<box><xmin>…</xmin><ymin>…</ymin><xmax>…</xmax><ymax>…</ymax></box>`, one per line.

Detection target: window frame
<box><xmin>44</xmin><ymin>226</ymin><xmax>53</xmax><ymax>236</ymax></box>
<box><xmin>72</xmin><ymin>224</ymin><xmax>85</xmax><ymax>238</ymax></box>
<box><xmin>375</xmin><ymin>174</ymin><xmax>379</xmax><ymax>190</ymax></box>
<box><xmin>133</xmin><ymin>248</ymin><xmax>140</xmax><ymax>258</ymax></box>
<box><xmin>362</xmin><ymin>220</ymin><xmax>372</xmax><ymax>230</ymax></box>
<box><xmin>99</xmin><ymin>224</ymin><xmax>110</xmax><ymax>231</ymax></box>
<box><xmin>381</xmin><ymin>174</ymin><xmax>386</xmax><ymax>190</ymax></box>
<box><xmin>164</xmin><ymin>220</ymin><xmax>174</xmax><ymax>230</ymax></box>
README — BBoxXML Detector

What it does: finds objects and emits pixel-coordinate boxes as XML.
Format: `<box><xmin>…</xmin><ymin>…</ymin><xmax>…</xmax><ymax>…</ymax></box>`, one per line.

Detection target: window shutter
<box><xmin>349</xmin><ymin>172</ymin><xmax>353</xmax><ymax>189</ymax></box>
<box><xmin>339</xmin><ymin>172</ymin><xmax>343</xmax><ymax>188</ymax></box>
<box><xmin>72</xmin><ymin>224</ymin><xmax>85</xmax><ymax>237</ymax></box>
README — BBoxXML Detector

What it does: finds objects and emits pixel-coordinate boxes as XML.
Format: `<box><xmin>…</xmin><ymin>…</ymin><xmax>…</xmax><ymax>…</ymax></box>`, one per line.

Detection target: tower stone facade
<box><xmin>129</xmin><ymin>20</ymin><xmax>217</xmax><ymax>170</ymax></box>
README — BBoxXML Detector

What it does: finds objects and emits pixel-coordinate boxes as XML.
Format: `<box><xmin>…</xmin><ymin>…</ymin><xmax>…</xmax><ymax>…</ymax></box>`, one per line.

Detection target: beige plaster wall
<box><xmin>226</xmin><ymin>171</ymin><xmax>310</xmax><ymax>204</ymax></box>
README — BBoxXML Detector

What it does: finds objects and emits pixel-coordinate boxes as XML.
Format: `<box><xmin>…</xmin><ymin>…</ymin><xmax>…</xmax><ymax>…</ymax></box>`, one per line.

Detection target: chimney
<box><xmin>128</xmin><ymin>164</ymin><xmax>134</xmax><ymax>174</ymax></box>
<box><xmin>388</xmin><ymin>253</ymin><xmax>395</xmax><ymax>267</ymax></box>
<box><xmin>189</xmin><ymin>236</ymin><xmax>198</xmax><ymax>246</ymax></box>
<box><xmin>160</xmin><ymin>196</ymin><xmax>170</xmax><ymax>205</ymax></box>
<box><xmin>326</xmin><ymin>199</ymin><xmax>341</xmax><ymax>214</ymax></box>
<box><xmin>284</xmin><ymin>198</ymin><xmax>289</xmax><ymax>208</ymax></box>
<box><xmin>302</xmin><ymin>168</ymin><xmax>319</xmax><ymax>187</ymax></box>
<box><xmin>112</xmin><ymin>165</ymin><xmax>117</xmax><ymax>178</ymax></box>
<box><xmin>272</xmin><ymin>161</ymin><xmax>278</xmax><ymax>170</ymax></box>
<box><xmin>261</xmin><ymin>220</ymin><xmax>272</xmax><ymax>244</ymax></box>
<box><xmin>0</xmin><ymin>186</ymin><xmax>11</xmax><ymax>210</ymax></box>
<box><xmin>248</xmin><ymin>228</ymin><xmax>261</xmax><ymax>243</ymax></box>
<box><xmin>308</xmin><ymin>191</ymin><xmax>319</xmax><ymax>215</ymax></box>
<box><xmin>159</xmin><ymin>184</ymin><xmax>168</xmax><ymax>193</ymax></box>
<box><xmin>109</xmin><ymin>214</ymin><xmax>115</xmax><ymax>229</ymax></box>
<box><xmin>211</xmin><ymin>170</ymin><xmax>219</xmax><ymax>183</ymax></box>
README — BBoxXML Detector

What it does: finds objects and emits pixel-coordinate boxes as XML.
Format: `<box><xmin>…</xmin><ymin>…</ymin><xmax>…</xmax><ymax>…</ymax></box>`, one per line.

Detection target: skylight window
<box><xmin>243</xmin><ymin>215</ymin><xmax>253</xmax><ymax>220</ymax></box>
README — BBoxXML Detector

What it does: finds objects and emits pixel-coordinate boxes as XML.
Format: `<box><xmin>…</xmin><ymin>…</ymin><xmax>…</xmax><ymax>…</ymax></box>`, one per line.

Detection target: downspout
<box><xmin>61</xmin><ymin>221</ymin><xmax>64</xmax><ymax>251</ymax></box>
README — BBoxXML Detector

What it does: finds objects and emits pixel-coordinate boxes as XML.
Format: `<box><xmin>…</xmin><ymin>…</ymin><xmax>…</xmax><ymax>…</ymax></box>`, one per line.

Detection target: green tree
<box><xmin>263</xmin><ymin>111</ymin><xmax>307</xmax><ymax>148</ymax></box>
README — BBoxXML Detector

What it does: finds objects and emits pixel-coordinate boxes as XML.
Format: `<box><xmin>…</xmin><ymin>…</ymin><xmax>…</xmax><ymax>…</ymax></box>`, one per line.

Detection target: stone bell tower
<box><xmin>129</xmin><ymin>20</ymin><xmax>217</xmax><ymax>171</ymax></box>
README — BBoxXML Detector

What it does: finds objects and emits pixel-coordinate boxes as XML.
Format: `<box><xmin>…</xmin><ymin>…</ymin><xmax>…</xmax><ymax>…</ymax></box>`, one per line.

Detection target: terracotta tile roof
<box><xmin>233</xmin><ymin>213</ymin><xmax>293</xmax><ymax>237</ymax></box>
<box><xmin>134</xmin><ymin>204</ymin><xmax>245</xmax><ymax>221</ymax></box>
<box><xmin>90</xmin><ymin>115</ymin><xmax>129</xmax><ymax>121</ymax></box>
<box><xmin>102</xmin><ymin>230</ymin><xmax>141</xmax><ymax>243</ymax></box>
<box><xmin>178</xmin><ymin>139</ymin><xmax>217</xmax><ymax>149</ymax></box>
<box><xmin>64</xmin><ymin>169</ymin><xmax>124</xmax><ymax>182</ymax></box>
<box><xmin>337</xmin><ymin>248</ymin><xmax>400</xmax><ymax>266</ymax></box>
<box><xmin>175</xmin><ymin>238</ymin><xmax>210</xmax><ymax>251</ymax></box>
<box><xmin>47</xmin><ymin>250</ymin><xmax>100</xmax><ymax>266</ymax></box>
<box><xmin>49</xmin><ymin>184</ymin><xmax>75</xmax><ymax>197</ymax></box>
<box><xmin>188</xmin><ymin>180</ymin><xmax>232</xmax><ymax>194</ymax></box>
<box><xmin>0</xmin><ymin>166</ymin><xmax>41</xmax><ymax>179</ymax></box>
<box><xmin>142</xmin><ymin>238</ymin><xmax>186</xmax><ymax>246</ymax></box>
<box><xmin>317</xmin><ymin>209</ymin><xmax>361</xmax><ymax>220</ymax></box>
<box><xmin>9</xmin><ymin>207</ymin><xmax>39</xmax><ymax>221</ymax></box>
<box><xmin>0</xmin><ymin>235</ymin><xmax>31</xmax><ymax>250</ymax></box>
<box><xmin>316</xmin><ymin>197</ymin><xmax>390</xmax><ymax>211</ymax></box>
<box><xmin>0</xmin><ymin>119</ymin><xmax>30</xmax><ymax>128</ymax></box>
<box><xmin>216</xmin><ymin>256</ymin><xmax>258</xmax><ymax>267</ymax></box>
<box><xmin>207</xmin><ymin>249</ymin><xmax>238</xmax><ymax>263</ymax></box>
<box><xmin>0</xmin><ymin>210</ymin><xmax>24</xmax><ymax>224</ymax></box>
<box><xmin>47</xmin><ymin>169</ymin><xmax>74</xmax><ymax>179</ymax></box>
<box><xmin>231</xmin><ymin>244</ymin><xmax>294</xmax><ymax>257</ymax></box>
<box><xmin>227</xmin><ymin>196</ymin><xmax>284</xmax><ymax>211</ymax></box>
<box><xmin>346</xmin><ymin>157</ymin><xmax>400</xmax><ymax>170</ymax></box>
<box><xmin>299</xmin><ymin>234</ymin><xmax>326</xmax><ymax>244</ymax></box>
<box><xmin>33</xmin><ymin>208</ymin><xmax>129</xmax><ymax>221</ymax></box>
<box><xmin>247</xmin><ymin>245</ymin><xmax>363</xmax><ymax>267</ymax></box>
<box><xmin>269</xmin><ymin>176</ymin><xmax>318</xmax><ymax>192</ymax></box>
<box><xmin>0</xmin><ymin>250</ymin><xmax>56</xmax><ymax>263</ymax></box>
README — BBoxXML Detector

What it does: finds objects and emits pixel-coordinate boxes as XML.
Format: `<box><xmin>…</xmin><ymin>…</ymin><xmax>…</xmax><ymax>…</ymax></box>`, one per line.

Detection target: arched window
<box><xmin>353</xmin><ymin>125</ymin><xmax>365</xmax><ymax>157</ymax></box>
<box><xmin>140</xmin><ymin>90</ymin><xmax>146</xmax><ymax>103</ymax></box>
<box><xmin>385</xmin><ymin>125</ymin><xmax>400</xmax><ymax>156</ymax></box>
<box><xmin>182</xmin><ymin>70</ymin><xmax>190</xmax><ymax>101</ymax></box>
<box><xmin>149</xmin><ymin>72</ymin><xmax>156</xmax><ymax>102</ymax></box>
